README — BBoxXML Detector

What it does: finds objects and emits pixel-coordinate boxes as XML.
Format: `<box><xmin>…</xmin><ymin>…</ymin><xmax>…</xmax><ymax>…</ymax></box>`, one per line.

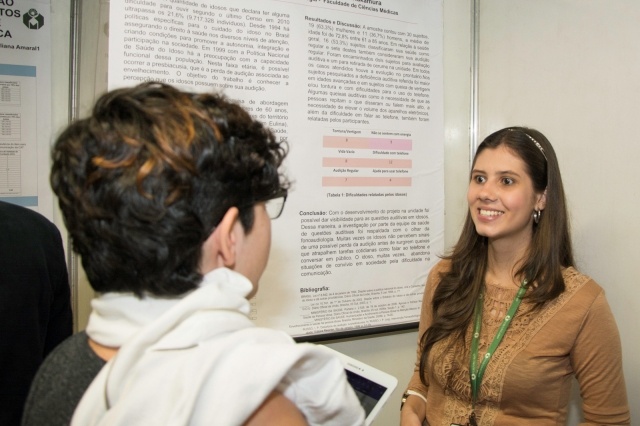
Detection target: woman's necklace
<box><xmin>466</xmin><ymin>279</ymin><xmax>529</xmax><ymax>426</ymax></box>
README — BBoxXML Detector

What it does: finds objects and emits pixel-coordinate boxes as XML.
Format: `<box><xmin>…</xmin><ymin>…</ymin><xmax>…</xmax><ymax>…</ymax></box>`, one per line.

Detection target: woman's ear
<box><xmin>537</xmin><ymin>188</ymin><xmax>548</xmax><ymax>211</ymax></box>
<box><xmin>200</xmin><ymin>207</ymin><xmax>240</xmax><ymax>273</ymax></box>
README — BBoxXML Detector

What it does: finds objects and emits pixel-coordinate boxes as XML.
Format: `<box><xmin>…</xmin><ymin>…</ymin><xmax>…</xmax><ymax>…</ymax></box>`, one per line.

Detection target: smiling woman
<box><xmin>467</xmin><ymin>144</ymin><xmax>546</xmax><ymax>258</ymax></box>
<box><xmin>400</xmin><ymin>127</ymin><xmax>630</xmax><ymax>426</ymax></box>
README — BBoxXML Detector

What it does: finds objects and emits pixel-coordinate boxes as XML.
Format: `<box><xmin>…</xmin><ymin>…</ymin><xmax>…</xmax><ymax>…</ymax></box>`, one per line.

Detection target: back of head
<box><xmin>51</xmin><ymin>82</ymin><xmax>288</xmax><ymax>297</ymax></box>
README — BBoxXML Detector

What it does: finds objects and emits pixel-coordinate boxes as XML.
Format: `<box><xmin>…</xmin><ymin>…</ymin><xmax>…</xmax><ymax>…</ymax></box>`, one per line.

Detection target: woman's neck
<box><xmin>88</xmin><ymin>337</ymin><xmax>119</xmax><ymax>362</ymax></box>
<box><xmin>486</xmin><ymin>239</ymin><xmax>529</xmax><ymax>288</ymax></box>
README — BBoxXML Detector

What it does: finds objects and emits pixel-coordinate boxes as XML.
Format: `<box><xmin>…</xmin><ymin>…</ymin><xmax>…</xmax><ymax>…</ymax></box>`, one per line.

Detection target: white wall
<box><xmin>479</xmin><ymin>0</ymin><xmax>639</xmax><ymax>423</ymax></box>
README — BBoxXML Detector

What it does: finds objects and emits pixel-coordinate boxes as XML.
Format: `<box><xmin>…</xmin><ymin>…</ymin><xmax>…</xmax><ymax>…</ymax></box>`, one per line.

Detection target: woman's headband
<box><xmin>508</xmin><ymin>128</ymin><xmax>547</xmax><ymax>161</ymax></box>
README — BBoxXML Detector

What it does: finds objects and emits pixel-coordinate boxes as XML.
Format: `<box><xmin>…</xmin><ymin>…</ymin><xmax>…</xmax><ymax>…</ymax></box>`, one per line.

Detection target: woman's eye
<box><xmin>473</xmin><ymin>175</ymin><xmax>486</xmax><ymax>183</ymax></box>
<box><xmin>502</xmin><ymin>177</ymin><xmax>514</xmax><ymax>185</ymax></box>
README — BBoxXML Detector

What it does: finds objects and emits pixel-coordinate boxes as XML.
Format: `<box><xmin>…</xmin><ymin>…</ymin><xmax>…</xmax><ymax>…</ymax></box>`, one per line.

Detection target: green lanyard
<box><xmin>469</xmin><ymin>279</ymin><xmax>528</xmax><ymax>416</ymax></box>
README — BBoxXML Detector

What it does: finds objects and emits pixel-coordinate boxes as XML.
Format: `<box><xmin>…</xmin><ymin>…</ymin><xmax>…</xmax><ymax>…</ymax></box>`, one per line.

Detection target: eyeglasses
<box><xmin>263</xmin><ymin>189</ymin><xmax>288</xmax><ymax>219</ymax></box>
<box><xmin>236</xmin><ymin>189</ymin><xmax>288</xmax><ymax>220</ymax></box>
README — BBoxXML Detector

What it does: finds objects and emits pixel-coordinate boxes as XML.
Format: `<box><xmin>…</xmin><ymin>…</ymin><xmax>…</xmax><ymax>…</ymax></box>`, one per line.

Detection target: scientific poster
<box><xmin>0</xmin><ymin>0</ymin><xmax>52</xmax><ymax>218</ymax></box>
<box><xmin>109</xmin><ymin>0</ymin><xmax>444</xmax><ymax>339</ymax></box>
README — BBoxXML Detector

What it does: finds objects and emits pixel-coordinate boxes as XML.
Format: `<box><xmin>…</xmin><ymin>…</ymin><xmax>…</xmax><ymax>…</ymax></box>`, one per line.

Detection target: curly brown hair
<box><xmin>51</xmin><ymin>82</ymin><xmax>289</xmax><ymax>297</ymax></box>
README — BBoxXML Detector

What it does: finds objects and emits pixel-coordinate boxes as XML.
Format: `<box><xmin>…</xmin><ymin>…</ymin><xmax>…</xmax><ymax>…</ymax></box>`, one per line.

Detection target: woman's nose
<box><xmin>477</xmin><ymin>181</ymin><xmax>497</xmax><ymax>201</ymax></box>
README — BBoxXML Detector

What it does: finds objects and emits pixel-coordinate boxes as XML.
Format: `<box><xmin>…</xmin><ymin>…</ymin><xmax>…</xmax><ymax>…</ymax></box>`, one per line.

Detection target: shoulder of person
<box><xmin>427</xmin><ymin>259</ymin><xmax>451</xmax><ymax>283</ymax></box>
<box><xmin>433</xmin><ymin>258</ymin><xmax>452</xmax><ymax>273</ymax></box>
<box><xmin>0</xmin><ymin>201</ymin><xmax>59</xmax><ymax>234</ymax></box>
<box><xmin>421</xmin><ymin>259</ymin><xmax>451</xmax><ymax>298</ymax></box>
<box><xmin>562</xmin><ymin>266</ymin><xmax>604</xmax><ymax>297</ymax></box>
<box><xmin>558</xmin><ymin>267</ymin><xmax>616</xmax><ymax>315</ymax></box>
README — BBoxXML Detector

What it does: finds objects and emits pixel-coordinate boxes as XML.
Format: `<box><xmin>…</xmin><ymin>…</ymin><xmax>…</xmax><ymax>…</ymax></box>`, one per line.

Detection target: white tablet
<box><xmin>321</xmin><ymin>346</ymin><xmax>398</xmax><ymax>426</ymax></box>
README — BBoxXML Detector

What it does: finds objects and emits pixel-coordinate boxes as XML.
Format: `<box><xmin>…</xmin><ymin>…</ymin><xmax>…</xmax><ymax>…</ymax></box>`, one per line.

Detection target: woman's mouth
<box><xmin>479</xmin><ymin>209</ymin><xmax>503</xmax><ymax>217</ymax></box>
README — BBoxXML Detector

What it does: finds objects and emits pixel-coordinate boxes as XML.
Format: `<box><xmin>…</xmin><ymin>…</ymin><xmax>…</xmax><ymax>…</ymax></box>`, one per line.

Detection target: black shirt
<box><xmin>0</xmin><ymin>201</ymin><xmax>72</xmax><ymax>425</ymax></box>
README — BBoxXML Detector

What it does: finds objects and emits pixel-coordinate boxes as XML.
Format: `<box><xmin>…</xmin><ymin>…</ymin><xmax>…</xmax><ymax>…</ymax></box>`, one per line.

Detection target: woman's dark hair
<box><xmin>51</xmin><ymin>82</ymin><xmax>289</xmax><ymax>297</ymax></box>
<box><xmin>418</xmin><ymin>126</ymin><xmax>574</xmax><ymax>384</ymax></box>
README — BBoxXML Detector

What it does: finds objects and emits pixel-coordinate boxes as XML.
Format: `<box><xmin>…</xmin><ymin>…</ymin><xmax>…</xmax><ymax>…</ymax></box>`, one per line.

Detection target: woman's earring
<box><xmin>533</xmin><ymin>209</ymin><xmax>541</xmax><ymax>224</ymax></box>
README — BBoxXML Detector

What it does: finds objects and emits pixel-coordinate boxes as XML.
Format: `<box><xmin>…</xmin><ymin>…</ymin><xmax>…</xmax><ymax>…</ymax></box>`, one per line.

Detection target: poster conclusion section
<box><xmin>109</xmin><ymin>0</ymin><xmax>444</xmax><ymax>339</ymax></box>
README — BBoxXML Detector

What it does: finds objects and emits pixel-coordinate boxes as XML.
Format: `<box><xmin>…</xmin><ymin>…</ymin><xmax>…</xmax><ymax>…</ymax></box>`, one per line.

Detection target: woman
<box><xmin>400</xmin><ymin>127</ymin><xmax>629</xmax><ymax>425</ymax></box>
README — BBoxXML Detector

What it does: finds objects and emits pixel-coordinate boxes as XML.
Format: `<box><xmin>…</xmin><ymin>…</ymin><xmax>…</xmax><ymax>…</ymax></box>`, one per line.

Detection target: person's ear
<box><xmin>536</xmin><ymin>188</ymin><xmax>547</xmax><ymax>211</ymax></box>
<box><xmin>200</xmin><ymin>207</ymin><xmax>241</xmax><ymax>273</ymax></box>
<box><xmin>215</xmin><ymin>207</ymin><xmax>241</xmax><ymax>268</ymax></box>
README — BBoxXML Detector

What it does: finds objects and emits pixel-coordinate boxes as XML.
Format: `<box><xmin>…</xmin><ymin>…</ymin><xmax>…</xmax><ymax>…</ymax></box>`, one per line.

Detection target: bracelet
<box><xmin>400</xmin><ymin>390</ymin><xmax>427</xmax><ymax>410</ymax></box>
<box><xmin>400</xmin><ymin>392</ymin><xmax>409</xmax><ymax>410</ymax></box>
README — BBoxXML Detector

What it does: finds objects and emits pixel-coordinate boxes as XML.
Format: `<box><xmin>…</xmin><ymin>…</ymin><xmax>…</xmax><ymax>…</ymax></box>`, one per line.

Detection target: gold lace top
<box><xmin>406</xmin><ymin>260</ymin><xmax>630</xmax><ymax>426</ymax></box>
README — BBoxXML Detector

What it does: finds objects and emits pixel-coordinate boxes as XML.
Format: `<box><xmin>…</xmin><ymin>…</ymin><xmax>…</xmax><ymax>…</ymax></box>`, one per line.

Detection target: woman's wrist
<box><xmin>400</xmin><ymin>392</ymin><xmax>426</xmax><ymax>423</ymax></box>
<box><xmin>401</xmin><ymin>390</ymin><xmax>427</xmax><ymax>409</ymax></box>
<box><xmin>400</xmin><ymin>399</ymin><xmax>424</xmax><ymax>426</ymax></box>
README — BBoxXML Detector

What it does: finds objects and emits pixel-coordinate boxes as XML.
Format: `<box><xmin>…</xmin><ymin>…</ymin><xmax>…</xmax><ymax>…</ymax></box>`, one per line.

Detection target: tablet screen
<box><xmin>345</xmin><ymin>369</ymin><xmax>389</xmax><ymax>417</ymax></box>
<box><xmin>320</xmin><ymin>345</ymin><xmax>398</xmax><ymax>425</ymax></box>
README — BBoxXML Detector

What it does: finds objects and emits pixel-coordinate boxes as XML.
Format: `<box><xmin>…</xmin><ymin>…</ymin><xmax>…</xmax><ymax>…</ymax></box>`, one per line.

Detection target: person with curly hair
<box><xmin>22</xmin><ymin>82</ymin><xmax>364</xmax><ymax>426</ymax></box>
<box><xmin>400</xmin><ymin>127</ymin><xmax>629</xmax><ymax>425</ymax></box>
